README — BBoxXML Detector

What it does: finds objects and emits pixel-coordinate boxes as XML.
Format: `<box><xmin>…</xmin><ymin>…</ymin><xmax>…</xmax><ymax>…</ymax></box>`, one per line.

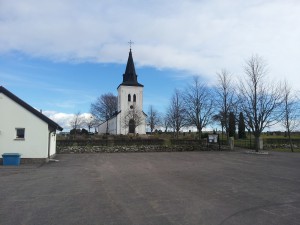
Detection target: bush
<box><xmin>81</xmin><ymin>129</ymin><xmax>89</xmax><ymax>135</ymax></box>
<box><xmin>70</xmin><ymin>129</ymin><xmax>81</xmax><ymax>136</ymax></box>
<box><xmin>201</xmin><ymin>133</ymin><xmax>208</xmax><ymax>139</ymax></box>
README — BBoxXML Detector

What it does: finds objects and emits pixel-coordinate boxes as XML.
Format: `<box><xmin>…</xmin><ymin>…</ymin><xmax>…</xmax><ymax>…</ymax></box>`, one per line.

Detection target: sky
<box><xmin>1</xmin><ymin>0</ymin><xmax>300</xmax><ymax>131</ymax></box>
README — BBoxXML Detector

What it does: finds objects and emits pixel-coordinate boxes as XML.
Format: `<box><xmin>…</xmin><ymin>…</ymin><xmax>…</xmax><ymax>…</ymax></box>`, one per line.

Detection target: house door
<box><xmin>129</xmin><ymin>119</ymin><xmax>135</xmax><ymax>133</ymax></box>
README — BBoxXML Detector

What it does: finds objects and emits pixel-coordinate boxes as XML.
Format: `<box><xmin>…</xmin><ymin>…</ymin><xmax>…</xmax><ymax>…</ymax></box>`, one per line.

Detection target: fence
<box><xmin>264</xmin><ymin>138</ymin><xmax>300</xmax><ymax>150</ymax></box>
<box><xmin>173</xmin><ymin>137</ymin><xmax>256</xmax><ymax>150</ymax></box>
<box><xmin>170</xmin><ymin>138</ymin><xmax>225</xmax><ymax>150</ymax></box>
<box><xmin>221</xmin><ymin>138</ymin><xmax>300</xmax><ymax>150</ymax></box>
<box><xmin>234</xmin><ymin>139</ymin><xmax>256</xmax><ymax>149</ymax></box>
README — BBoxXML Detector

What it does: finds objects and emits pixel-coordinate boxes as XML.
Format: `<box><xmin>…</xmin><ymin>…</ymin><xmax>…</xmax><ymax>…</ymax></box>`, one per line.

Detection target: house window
<box><xmin>16</xmin><ymin>128</ymin><xmax>25</xmax><ymax>139</ymax></box>
<box><xmin>133</xmin><ymin>94</ymin><xmax>136</xmax><ymax>102</ymax></box>
<box><xmin>128</xmin><ymin>94</ymin><xmax>131</xmax><ymax>102</ymax></box>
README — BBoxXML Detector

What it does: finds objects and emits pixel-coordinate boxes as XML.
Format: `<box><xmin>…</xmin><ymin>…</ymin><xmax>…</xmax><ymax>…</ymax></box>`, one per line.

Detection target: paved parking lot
<box><xmin>1</xmin><ymin>151</ymin><xmax>300</xmax><ymax>225</ymax></box>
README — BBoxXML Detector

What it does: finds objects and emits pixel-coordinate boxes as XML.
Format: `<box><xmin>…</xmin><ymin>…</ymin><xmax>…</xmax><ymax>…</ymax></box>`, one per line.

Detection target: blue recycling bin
<box><xmin>2</xmin><ymin>153</ymin><xmax>21</xmax><ymax>166</ymax></box>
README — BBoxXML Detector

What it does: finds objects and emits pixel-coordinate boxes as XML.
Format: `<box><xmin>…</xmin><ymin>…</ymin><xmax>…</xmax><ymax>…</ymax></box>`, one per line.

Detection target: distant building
<box><xmin>0</xmin><ymin>86</ymin><xmax>63</xmax><ymax>163</ymax></box>
<box><xmin>98</xmin><ymin>49</ymin><xmax>146</xmax><ymax>134</ymax></box>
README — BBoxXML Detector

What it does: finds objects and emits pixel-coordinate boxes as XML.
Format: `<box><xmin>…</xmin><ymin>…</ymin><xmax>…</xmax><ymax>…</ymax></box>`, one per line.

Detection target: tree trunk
<box><xmin>287</xmin><ymin>128</ymin><xmax>294</xmax><ymax>152</ymax></box>
<box><xmin>255</xmin><ymin>136</ymin><xmax>260</xmax><ymax>152</ymax></box>
<box><xmin>221</xmin><ymin>127</ymin><xmax>224</xmax><ymax>144</ymax></box>
<box><xmin>227</xmin><ymin>133</ymin><xmax>230</xmax><ymax>145</ymax></box>
<box><xmin>199</xmin><ymin>131</ymin><xmax>202</xmax><ymax>143</ymax></box>
<box><xmin>197</xmin><ymin>127</ymin><xmax>202</xmax><ymax>141</ymax></box>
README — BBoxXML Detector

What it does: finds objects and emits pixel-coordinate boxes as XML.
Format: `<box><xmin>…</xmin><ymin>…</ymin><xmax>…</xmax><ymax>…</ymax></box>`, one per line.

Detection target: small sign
<box><xmin>208</xmin><ymin>134</ymin><xmax>218</xmax><ymax>143</ymax></box>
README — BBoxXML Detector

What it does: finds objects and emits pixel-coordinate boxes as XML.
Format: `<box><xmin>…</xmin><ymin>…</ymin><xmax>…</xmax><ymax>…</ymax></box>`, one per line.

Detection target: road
<box><xmin>1</xmin><ymin>151</ymin><xmax>300</xmax><ymax>225</ymax></box>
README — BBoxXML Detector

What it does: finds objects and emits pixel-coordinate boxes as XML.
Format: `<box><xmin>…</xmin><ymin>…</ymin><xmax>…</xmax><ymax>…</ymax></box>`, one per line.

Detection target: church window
<box><xmin>133</xmin><ymin>94</ymin><xmax>136</xmax><ymax>102</ymax></box>
<box><xmin>128</xmin><ymin>94</ymin><xmax>131</xmax><ymax>102</ymax></box>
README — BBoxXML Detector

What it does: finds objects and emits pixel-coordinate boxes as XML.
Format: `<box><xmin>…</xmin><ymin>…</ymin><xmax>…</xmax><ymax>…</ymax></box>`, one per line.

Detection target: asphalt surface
<box><xmin>0</xmin><ymin>151</ymin><xmax>300</xmax><ymax>225</ymax></box>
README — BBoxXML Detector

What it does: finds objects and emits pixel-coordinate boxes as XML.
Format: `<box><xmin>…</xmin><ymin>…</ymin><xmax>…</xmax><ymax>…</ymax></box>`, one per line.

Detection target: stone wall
<box><xmin>56</xmin><ymin>138</ymin><xmax>230</xmax><ymax>154</ymax></box>
<box><xmin>57</xmin><ymin>138</ymin><xmax>165</xmax><ymax>147</ymax></box>
<box><xmin>57</xmin><ymin>144</ymin><xmax>228</xmax><ymax>154</ymax></box>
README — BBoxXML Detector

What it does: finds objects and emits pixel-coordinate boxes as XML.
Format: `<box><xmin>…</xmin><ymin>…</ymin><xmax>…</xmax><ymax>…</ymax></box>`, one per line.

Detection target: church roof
<box><xmin>0</xmin><ymin>86</ymin><xmax>63</xmax><ymax>131</ymax></box>
<box><xmin>119</xmin><ymin>49</ymin><xmax>144</xmax><ymax>88</ymax></box>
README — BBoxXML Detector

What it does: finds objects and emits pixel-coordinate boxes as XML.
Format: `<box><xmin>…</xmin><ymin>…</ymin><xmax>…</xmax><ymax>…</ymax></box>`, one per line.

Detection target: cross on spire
<box><xmin>128</xmin><ymin>40</ymin><xmax>134</xmax><ymax>50</ymax></box>
<box><xmin>118</xmin><ymin>43</ymin><xmax>144</xmax><ymax>88</ymax></box>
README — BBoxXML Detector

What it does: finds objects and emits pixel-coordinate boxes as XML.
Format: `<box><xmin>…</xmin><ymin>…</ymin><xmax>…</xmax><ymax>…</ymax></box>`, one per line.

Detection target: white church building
<box><xmin>98</xmin><ymin>49</ymin><xmax>147</xmax><ymax>135</ymax></box>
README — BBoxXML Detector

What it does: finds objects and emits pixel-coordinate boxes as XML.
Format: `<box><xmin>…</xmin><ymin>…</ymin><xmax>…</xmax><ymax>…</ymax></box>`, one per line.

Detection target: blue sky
<box><xmin>1</xmin><ymin>0</ymin><xmax>300</xmax><ymax>130</ymax></box>
<box><xmin>0</xmin><ymin>51</ymin><xmax>194</xmax><ymax>129</ymax></box>
<box><xmin>0</xmin><ymin>51</ymin><xmax>191</xmax><ymax>115</ymax></box>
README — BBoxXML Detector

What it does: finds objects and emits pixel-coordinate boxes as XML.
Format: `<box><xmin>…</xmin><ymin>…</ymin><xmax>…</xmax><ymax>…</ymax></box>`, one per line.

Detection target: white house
<box><xmin>0</xmin><ymin>86</ymin><xmax>63</xmax><ymax>163</ymax></box>
<box><xmin>98</xmin><ymin>48</ymin><xmax>147</xmax><ymax>134</ymax></box>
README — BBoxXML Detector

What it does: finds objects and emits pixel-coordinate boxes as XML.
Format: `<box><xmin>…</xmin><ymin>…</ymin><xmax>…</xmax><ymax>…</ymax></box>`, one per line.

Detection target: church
<box><xmin>98</xmin><ymin>48</ymin><xmax>147</xmax><ymax>135</ymax></box>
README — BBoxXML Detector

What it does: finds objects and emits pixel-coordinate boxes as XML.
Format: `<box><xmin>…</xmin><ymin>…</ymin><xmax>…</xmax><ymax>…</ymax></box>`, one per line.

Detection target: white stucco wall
<box><xmin>118</xmin><ymin>85</ymin><xmax>143</xmax><ymax>112</ymax></box>
<box><xmin>0</xmin><ymin>93</ymin><xmax>50</xmax><ymax>158</ymax></box>
<box><xmin>98</xmin><ymin>117</ymin><xmax>118</xmax><ymax>135</ymax></box>
<box><xmin>117</xmin><ymin>111</ymin><xmax>146</xmax><ymax>135</ymax></box>
<box><xmin>49</xmin><ymin>132</ymin><xmax>57</xmax><ymax>157</ymax></box>
<box><xmin>117</xmin><ymin>85</ymin><xmax>146</xmax><ymax>134</ymax></box>
<box><xmin>98</xmin><ymin>121</ymin><xmax>107</xmax><ymax>134</ymax></box>
<box><xmin>108</xmin><ymin>117</ymin><xmax>117</xmax><ymax>134</ymax></box>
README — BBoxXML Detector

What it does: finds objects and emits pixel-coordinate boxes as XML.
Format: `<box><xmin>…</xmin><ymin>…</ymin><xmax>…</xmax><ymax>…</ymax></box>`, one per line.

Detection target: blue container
<box><xmin>2</xmin><ymin>153</ymin><xmax>21</xmax><ymax>166</ymax></box>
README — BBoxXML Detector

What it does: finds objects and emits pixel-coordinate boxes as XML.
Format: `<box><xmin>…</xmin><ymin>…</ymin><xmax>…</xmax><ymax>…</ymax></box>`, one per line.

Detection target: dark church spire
<box><xmin>119</xmin><ymin>48</ymin><xmax>143</xmax><ymax>87</ymax></box>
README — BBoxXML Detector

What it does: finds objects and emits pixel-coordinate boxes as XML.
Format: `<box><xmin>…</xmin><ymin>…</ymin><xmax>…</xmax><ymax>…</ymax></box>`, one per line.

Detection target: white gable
<box><xmin>0</xmin><ymin>93</ymin><xmax>56</xmax><ymax>158</ymax></box>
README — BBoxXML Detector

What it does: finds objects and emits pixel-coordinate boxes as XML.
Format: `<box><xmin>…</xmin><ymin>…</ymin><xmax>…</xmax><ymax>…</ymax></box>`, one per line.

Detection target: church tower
<box><xmin>117</xmin><ymin>48</ymin><xmax>146</xmax><ymax>134</ymax></box>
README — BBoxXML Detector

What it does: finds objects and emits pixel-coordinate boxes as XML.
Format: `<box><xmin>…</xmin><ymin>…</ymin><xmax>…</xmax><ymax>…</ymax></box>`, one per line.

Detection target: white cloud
<box><xmin>1</xmin><ymin>0</ymin><xmax>300</xmax><ymax>90</ymax></box>
<box><xmin>43</xmin><ymin>110</ymin><xmax>93</xmax><ymax>131</ymax></box>
<box><xmin>43</xmin><ymin>111</ymin><xmax>73</xmax><ymax>130</ymax></box>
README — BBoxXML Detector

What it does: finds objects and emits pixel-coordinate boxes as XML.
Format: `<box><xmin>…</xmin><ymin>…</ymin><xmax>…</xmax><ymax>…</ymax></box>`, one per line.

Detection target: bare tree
<box><xmin>238</xmin><ymin>55</ymin><xmax>282</xmax><ymax>151</ymax></box>
<box><xmin>90</xmin><ymin>93</ymin><xmax>118</xmax><ymax>122</ymax></box>
<box><xmin>282</xmin><ymin>80</ymin><xmax>300</xmax><ymax>152</ymax></box>
<box><xmin>215</xmin><ymin>69</ymin><xmax>236</xmax><ymax>142</ymax></box>
<box><xmin>163</xmin><ymin>114</ymin><xmax>171</xmax><ymax>132</ymax></box>
<box><xmin>212</xmin><ymin>111</ymin><xmax>226</xmax><ymax>139</ymax></box>
<box><xmin>84</xmin><ymin>116</ymin><xmax>99</xmax><ymax>133</ymax></box>
<box><xmin>122</xmin><ymin>106</ymin><xmax>144</xmax><ymax>134</ymax></box>
<box><xmin>183</xmin><ymin>77</ymin><xmax>215</xmax><ymax>139</ymax></box>
<box><xmin>69</xmin><ymin>112</ymin><xmax>85</xmax><ymax>136</ymax></box>
<box><xmin>166</xmin><ymin>89</ymin><xmax>187</xmax><ymax>138</ymax></box>
<box><xmin>90</xmin><ymin>93</ymin><xmax>118</xmax><ymax>134</ymax></box>
<box><xmin>147</xmin><ymin>105</ymin><xmax>161</xmax><ymax>133</ymax></box>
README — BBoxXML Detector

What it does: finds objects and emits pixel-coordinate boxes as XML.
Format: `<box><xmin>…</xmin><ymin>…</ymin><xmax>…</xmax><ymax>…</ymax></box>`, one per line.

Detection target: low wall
<box><xmin>56</xmin><ymin>139</ymin><xmax>229</xmax><ymax>154</ymax></box>
<box><xmin>57</xmin><ymin>139</ymin><xmax>165</xmax><ymax>147</ymax></box>
<box><xmin>57</xmin><ymin>145</ymin><xmax>209</xmax><ymax>154</ymax></box>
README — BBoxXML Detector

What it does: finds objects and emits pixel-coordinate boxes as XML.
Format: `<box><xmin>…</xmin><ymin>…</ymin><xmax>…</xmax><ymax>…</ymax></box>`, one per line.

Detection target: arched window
<box><xmin>128</xmin><ymin>94</ymin><xmax>131</xmax><ymax>102</ymax></box>
<box><xmin>133</xmin><ymin>94</ymin><xmax>136</xmax><ymax>102</ymax></box>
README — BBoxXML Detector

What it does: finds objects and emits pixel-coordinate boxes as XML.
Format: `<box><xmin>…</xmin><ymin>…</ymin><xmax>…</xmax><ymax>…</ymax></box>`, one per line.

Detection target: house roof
<box><xmin>0</xmin><ymin>86</ymin><xmax>63</xmax><ymax>131</ymax></box>
<box><xmin>118</xmin><ymin>49</ymin><xmax>144</xmax><ymax>88</ymax></box>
